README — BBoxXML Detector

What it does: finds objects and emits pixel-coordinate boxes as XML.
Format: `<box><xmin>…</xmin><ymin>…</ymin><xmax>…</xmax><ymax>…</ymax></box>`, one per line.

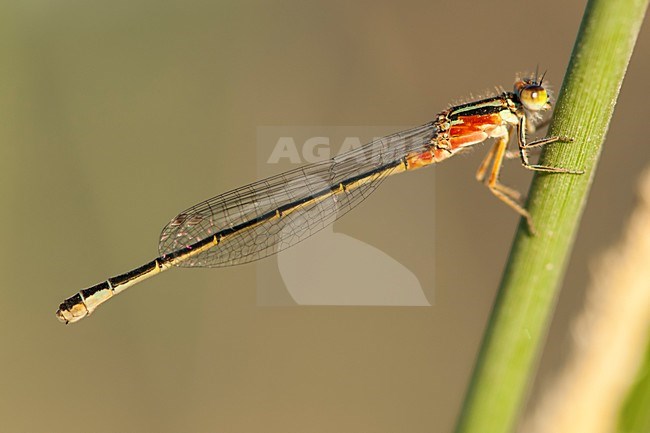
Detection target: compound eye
<box><xmin>519</xmin><ymin>85</ymin><xmax>549</xmax><ymax>111</ymax></box>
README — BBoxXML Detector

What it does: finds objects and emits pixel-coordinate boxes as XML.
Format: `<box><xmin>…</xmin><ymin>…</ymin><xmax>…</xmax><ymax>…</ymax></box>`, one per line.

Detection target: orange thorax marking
<box><xmin>450</xmin><ymin>113</ymin><xmax>503</xmax><ymax>147</ymax></box>
<box><xmin>406</xmin><ymin>112</ymin><xmax>507</xmax><ymax>169</ymax></box>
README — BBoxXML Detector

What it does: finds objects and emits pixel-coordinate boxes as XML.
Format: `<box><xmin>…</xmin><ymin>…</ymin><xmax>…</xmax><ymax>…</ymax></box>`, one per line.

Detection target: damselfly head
<box><xmin>514</xmin><ymin>77</ymin><xmax>551</xmax><ymax>113</ymax></box>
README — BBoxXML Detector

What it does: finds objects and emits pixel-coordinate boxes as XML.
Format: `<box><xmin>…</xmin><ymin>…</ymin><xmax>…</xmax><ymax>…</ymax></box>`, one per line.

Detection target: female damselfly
<box><xmin>56</xmin><ymin>73</ymin><xmax>581</xmax><ymax>324</ymax></box>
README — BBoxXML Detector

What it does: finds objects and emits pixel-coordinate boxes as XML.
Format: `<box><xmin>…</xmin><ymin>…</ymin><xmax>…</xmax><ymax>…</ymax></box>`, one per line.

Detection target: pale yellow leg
<box><xmin>484</xmin><ymin>137</ymin><xmax>535</xmax><ymax>234</ymax></box>
<box><xmin>477</xmin><ymin>141</ymin><xmax>523</xmax><ymax>202</ymax></box>
<box><xmin>476</xmin><ymin>141</ymin><xmax>499</xmax><ymax>183</ymax></box>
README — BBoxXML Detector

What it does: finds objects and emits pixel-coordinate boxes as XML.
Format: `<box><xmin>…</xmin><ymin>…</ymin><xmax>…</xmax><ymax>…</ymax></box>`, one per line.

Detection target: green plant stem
<box><xmin>454</xmin><ymin>1</ymin><xmax>649</xmax><ymax>432</ymax></box>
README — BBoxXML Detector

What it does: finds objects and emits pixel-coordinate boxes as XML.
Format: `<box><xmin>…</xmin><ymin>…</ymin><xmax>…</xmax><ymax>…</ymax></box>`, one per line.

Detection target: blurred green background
<box><xmin>1</xmin><ymin>1</ymin><xmax>649</xmax><ymax>432</ymax></box>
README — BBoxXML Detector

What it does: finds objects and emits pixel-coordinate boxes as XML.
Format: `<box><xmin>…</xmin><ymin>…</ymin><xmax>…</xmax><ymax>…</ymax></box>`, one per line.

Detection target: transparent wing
<box><xmin>158</xmin><ymin>122</ymin><xmax>436</xmax><ymax>267</ymax></box>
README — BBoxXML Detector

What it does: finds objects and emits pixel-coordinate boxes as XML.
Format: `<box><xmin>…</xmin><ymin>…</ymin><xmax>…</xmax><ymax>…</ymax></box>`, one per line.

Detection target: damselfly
<box><xmin>56</xmin><ymin>73</ymin><xmax>581</xmax><ymax>324</ymax></box>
